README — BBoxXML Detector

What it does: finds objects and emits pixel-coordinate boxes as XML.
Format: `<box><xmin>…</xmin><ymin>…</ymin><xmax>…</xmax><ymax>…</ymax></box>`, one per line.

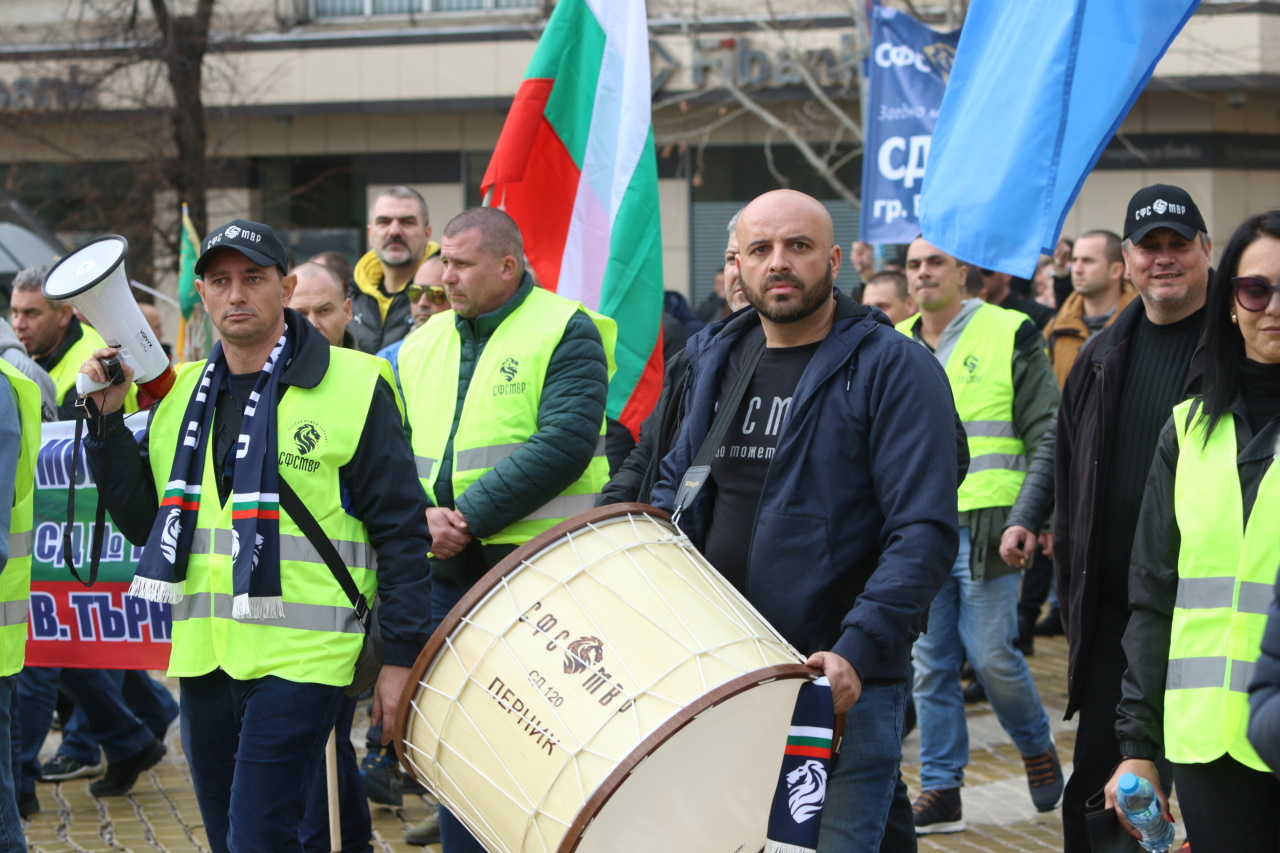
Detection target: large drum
<box><xmin>395</xmin><ymin>504</ymin><xmax>816</xmax><ymax>853</ymax></box>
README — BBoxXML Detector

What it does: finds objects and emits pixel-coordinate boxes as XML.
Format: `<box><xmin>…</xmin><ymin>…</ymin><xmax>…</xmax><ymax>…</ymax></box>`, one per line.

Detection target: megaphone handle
<box><xmin>75</xmin><ymin>355</ymin><xmax>125</xmax><ymax>396</ymax></box>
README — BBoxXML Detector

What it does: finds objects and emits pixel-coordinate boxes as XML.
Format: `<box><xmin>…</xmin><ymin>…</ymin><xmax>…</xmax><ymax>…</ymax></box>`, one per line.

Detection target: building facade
<box><xmin>0</xmin><ymin>0</ymin><xmax>1276</xmax><ymax>319</ymax></box>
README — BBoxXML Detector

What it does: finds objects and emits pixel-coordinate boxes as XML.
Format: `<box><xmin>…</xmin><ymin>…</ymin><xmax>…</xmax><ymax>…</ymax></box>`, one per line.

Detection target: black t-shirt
<box><xmin>1096</xmin><ymin>306</ymin><xmax>1204</xmax><ymax>612</ymax></box>
<box><xmin>213</xmin><ymin>372</ymin><xmax>259</xmax><ymax>504</ymax></box>
<box><xmin>704</xmin><ymin>329</ymin><xmax>820</xmax><ymax>593</ymax></box>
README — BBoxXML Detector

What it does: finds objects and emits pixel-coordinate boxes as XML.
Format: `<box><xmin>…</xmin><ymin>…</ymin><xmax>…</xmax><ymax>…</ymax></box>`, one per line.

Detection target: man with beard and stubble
<box><xmin>1052</xmin><ymin>184</ymin><xmax>1211</xmax><ymax>853</ymax></box>
<box><xmin>348</xmin><ymin>186</ymin><xmax>439</xmax><ymax>354</ymax></box>
<box><xmin>652</xmin><ymin>189</ymin><xmax>961</xmax><ymax>852</ymax></box>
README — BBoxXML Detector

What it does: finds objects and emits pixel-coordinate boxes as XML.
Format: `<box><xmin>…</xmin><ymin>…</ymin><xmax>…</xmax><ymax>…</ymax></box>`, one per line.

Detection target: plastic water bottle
<box><xmin>1116</xmin><ymin>772</ymin><xmax>1175</xmax><ymax>853</ymax></box>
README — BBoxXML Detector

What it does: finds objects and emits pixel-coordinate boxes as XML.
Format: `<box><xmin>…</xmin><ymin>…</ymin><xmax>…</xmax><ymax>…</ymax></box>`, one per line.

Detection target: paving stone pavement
<box><xmin>19</xmin><ymin>634</ymin><xmax>1182</xmax><ymax>851</ymax></box>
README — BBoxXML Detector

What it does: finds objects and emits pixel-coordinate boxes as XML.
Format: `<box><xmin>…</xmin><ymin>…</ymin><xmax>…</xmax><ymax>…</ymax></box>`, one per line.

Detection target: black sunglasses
<box><xmin>1232</xmin><ymin>276</ymin><xmax>1280</xmax><ymax>312</ymax></box>
<box><xmin>407</xmin><ymin>284</ymin><xmax>448</xmax><ymax>305</ymax></box>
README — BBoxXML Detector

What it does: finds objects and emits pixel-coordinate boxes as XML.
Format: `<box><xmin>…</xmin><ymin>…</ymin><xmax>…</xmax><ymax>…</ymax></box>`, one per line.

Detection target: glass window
<box><xmin>315</xmin><ymin>0</ymin><xmax>535</xmax><ymax>14</ymax></box>
<box><xmin>373</xmin><ymin>0</ymin><xmax>422</xmax><ymax>12</ymax></box>
<box><xmin>314</xmin><ymin>0</ymin><xmax>365</xmax><ymax>17</ymax></box>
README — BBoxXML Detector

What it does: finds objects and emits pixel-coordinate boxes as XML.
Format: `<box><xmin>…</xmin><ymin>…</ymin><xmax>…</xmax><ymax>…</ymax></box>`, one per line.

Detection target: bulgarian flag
<box><xmin>481</xmin><ymin>0</ymin><xmax>664</xmax><ymax>438</ymax></box>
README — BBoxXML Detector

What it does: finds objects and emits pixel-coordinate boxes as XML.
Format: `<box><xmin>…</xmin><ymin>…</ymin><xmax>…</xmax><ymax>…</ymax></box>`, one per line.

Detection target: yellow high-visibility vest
<box><xmin>0</xmin><ymin>359</ymin><xmax>39</xmax><ymax>676</ymax></box>
<box><xmin>1164</xmin><ymin>400</ymin><xmax>1280</xmax><ymax>771</ymax></box>
<box><xmin>898</xmin><ymin>303</ymin><xmax>1027</xmax><ymax>511</ymax></box>
<box><xmin>146</xmin><ymin>349</ymin><xmax>393</xmax><ymax>685</ymax></box>
<box><xmin>399</xmin><ymin>286</ymin><xmax>616</xmax><ymax>545</ymax></box>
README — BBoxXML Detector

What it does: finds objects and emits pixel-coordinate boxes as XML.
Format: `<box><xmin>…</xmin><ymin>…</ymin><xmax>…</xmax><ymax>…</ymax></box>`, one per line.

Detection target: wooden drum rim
<box><xmin>393</xmin><ymin>502</ymin><xmax>673</xmax><ymax>779</ymax></box>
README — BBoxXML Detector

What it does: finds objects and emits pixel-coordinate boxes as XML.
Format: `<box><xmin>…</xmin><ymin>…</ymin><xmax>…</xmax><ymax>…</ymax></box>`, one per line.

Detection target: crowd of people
<box><xmin>1</xmin><ymin>179</ymin><xmax>1280</xmax><ymax>853</ymax></box>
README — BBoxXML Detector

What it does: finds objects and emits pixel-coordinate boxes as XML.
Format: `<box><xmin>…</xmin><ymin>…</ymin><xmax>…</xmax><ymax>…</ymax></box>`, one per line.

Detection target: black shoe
<box><xmin>1034</xmin><ymin>608</ymin><xmax>1064</xmax><ymax>636</ymax></box>
<box><xmin>89</xmin><ymin>738</ymin><xmax>166</xmax><ymax>797</ymax></box>
<box><xmin>39</xmin><ymin>752</ymin><xmax>104</xmax><ymax>781</ymax></box>
<box><xmin>912</xmin><ymin>787</ymin><xmax>964</xmax><ymax>834</ymax></box>
<box><xmin>17</xmin><ymin>791</ymin><xmax>38</xmax><ymax>819</ymax></box>
<box><xmin>1022</xmin><ymin>744</ymin><xmax>1064</xmax><ymax>812</ymax></box>
<box><xmin>903</xmin><ymin>698</ymin><xmax>917</xmax><ymax>738</ymax></box>
<box><xmin>962</xmin><ymin>680</ymin><xmax>987</xmax><ymax>704</ymax></box>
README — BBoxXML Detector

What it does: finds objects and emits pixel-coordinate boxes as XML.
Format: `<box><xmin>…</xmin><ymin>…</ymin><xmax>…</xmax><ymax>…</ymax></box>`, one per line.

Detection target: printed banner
<box><xmin>859</xmin><ymin>7</ymin><xmax>960</xmax><ymax>245</ymax></box>
<box><xmin>26</xmin><ymin>418</ymin><xmax>171</xmax><ymax>669</ymax></box>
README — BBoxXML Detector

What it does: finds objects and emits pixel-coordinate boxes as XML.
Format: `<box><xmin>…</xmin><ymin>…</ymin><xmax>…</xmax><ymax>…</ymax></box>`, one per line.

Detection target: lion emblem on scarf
<box><xmin>786</xmin><ymin>759</ymin><xmax>827</xmax><ymax>823</ymax></box>
<box><xmin>160</xmin><ymin>507</ymin><xmax>182</xmax><ymax>564</ymax></box>
<box><xmin>564</xmin><ymin>636</ymin><xmax>604</xmax><ymax>674</ymax></box>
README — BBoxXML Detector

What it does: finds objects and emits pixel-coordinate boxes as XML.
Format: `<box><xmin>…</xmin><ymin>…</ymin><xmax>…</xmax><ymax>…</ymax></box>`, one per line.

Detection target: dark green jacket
<box><xmin>412</xmin><ymin>274</ymin><xmax>608</xmax><ymax>585</ymax></box>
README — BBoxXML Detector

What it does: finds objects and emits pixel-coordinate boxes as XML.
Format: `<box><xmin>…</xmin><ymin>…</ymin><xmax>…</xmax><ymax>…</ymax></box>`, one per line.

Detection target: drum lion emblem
<box><xmin>564</xmin><ymin>636</ymin><xmax>604</xmax><ymax>674</ymax></box>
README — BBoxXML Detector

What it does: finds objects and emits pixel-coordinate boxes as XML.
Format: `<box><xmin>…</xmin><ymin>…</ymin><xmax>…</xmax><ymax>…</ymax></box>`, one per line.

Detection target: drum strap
<box><xmin>671</xmin><ymin>331</ymin><xmax>767</xmax><ymax>526</ymax></box>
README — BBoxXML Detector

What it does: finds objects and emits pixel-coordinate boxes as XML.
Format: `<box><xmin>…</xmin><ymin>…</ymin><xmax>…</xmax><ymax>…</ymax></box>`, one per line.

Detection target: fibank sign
<box><xmin>651</xmin><ymin>34</ymin><xmax>861</xmax><ymax>94</ymax></box>
<box><xmin>0</xmin><ymin>65</ymin><xmax>98</xmax><ymax>112</ymax></box>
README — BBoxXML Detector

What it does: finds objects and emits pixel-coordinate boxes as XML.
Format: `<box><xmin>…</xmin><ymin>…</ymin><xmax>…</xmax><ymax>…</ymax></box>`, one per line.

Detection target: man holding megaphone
<box><xmin>77</xmin><ymin>219</ymin><xmax>433</xmax><ymax>853</ymax></box>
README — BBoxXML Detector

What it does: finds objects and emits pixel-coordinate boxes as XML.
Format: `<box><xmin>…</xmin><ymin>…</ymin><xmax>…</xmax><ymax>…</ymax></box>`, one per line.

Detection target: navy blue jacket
<box><xmin>650</xmin><ymin>292</ymin><xmax>960</xmax><ymax>682</ymax></box>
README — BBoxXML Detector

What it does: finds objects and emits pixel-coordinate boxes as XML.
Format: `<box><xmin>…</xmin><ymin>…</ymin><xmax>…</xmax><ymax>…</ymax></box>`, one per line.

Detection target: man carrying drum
<box><xmin>396</xmin><ymin>207</ymin><xmax>613</xmax><ymax>852</ymax></box>
<box><xmin>651</xmin><ymin>189</ymin><xmax>963</xmax><ymax>852</ymax></box>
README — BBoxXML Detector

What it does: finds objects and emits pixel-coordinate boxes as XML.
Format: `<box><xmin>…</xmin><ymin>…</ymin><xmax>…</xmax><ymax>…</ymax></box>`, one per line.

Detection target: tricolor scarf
<box><xmin>129</xmin><ymin>331</ymin><xmax>293</xmax><ymax>619</ymax></box>
<box><xmin>765</xmin><ymin>677</ymin><xmax>837</xmax><ymax>853</ymax></box>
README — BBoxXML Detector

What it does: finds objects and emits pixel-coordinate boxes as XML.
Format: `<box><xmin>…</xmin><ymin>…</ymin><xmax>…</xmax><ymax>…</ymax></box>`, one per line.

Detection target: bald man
<box><xmin>651</xmin><ymin>189</ymin><xmax>962</xmax><ymax>852</ymax></box>
<box><xmin>289</xmin><ymin>262</ymin><xmax>354</xmax><ymax>348</ymax></box>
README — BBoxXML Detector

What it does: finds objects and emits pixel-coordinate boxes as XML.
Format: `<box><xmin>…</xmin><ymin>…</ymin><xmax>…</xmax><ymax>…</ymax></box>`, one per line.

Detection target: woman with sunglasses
<box><xmin>1104</xmin><ymin>209</ymin><xmax>1280</xmax><ymax>848</ymax></box>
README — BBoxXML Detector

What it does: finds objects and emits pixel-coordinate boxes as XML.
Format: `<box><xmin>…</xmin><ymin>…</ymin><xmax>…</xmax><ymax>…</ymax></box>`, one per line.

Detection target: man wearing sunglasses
<box><xmin>1052</xmin><ymin>184</ymin><xmax>1212</xmax><ymax>852</ymax></box>
<box><xmin>376</xmin><ymin>254</ymin><xmax>449</xmax><ymax>386</ymax></box>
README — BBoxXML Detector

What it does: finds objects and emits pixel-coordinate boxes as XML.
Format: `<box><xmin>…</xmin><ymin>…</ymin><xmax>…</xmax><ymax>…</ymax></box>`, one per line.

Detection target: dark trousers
<box><xmin>1063</xmin><ymin>611</ymin><xmax>1172</xmax><ymax>853</ymax></box>
<box><xmin>1174</xmin><ymin>754</ymin><xmax>1280</xmax><ymax>851</ymax></box>
<box><xmin>1063</xmin><ymin>633</ymin><xmax>1127</xmax><ymax>853</ymax></box>
<box><xmin>180</xmin><ymin>670</ymin><xmax>343</xmax><ymax>853</ymax></box>
<box><xmin>299</xmin><ymin>694</ymin><xmax>372</xmax><ymax>853</ymax></box>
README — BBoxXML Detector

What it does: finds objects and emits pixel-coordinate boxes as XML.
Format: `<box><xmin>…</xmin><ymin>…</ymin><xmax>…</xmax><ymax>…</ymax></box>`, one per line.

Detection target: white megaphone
<box><xmin>42</xmin><ymin>234</ymin><xmax>176</xmax><ymax>406</ymax></box>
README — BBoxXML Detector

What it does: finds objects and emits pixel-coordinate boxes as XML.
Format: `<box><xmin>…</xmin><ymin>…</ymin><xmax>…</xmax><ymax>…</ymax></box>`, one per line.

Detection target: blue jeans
<box><xmin>912</xmin><ymin>526</ymin><xmax>1052</xmax><ymax>791</ymax></box>
<box><xmin>0</xmin><ymin>675</ymin><xmax>25</xmax><ymax>852</ymax></box>
<box><xmin>298</xmin><ymin>694</ymin><xmax>371</xmax><ymax>853</ymax></box>
<box><xmin>56</xmin><ymin>670</ymin><xmax>178</xmax><ymax>765</ymax></box>
<box><xmin>433</xmin><ymin>578</ymin><xmax>487</xmax><ymax>853</ymax></box>
<box><xmin>817</xmin><ymin>681</ymin><xmax>916</xmax><ymax>853</ymax></box>
<box><xmin>17</xmin><ymin>667</ymin><xmax>157</xmax><ymax>791</ymax></box>
<box><xmin>180</xmin><ymin>670</ymin><xmax>344</xmax><ymax>853</ymax></box>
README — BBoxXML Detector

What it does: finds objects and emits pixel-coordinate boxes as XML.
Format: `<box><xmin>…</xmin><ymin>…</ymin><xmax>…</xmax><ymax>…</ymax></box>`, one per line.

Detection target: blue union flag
<box><xmin>919</xmin><ymin>0</ymin><xmax>1201</xmax><ymax>277</ymax></box>
<box><xmin>859</xmin><ymin>7</ymin><xmax>960</xmax><ymax>245</ymax></box>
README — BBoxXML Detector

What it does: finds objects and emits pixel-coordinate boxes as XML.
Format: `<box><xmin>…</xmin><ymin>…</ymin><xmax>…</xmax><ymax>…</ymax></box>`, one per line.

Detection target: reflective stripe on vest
<box><xmin>897</xmin><ymin>304</ymin><xmax>1028</xmax><ymax>511</ymax></box>
<box><xmin>171</xmin><ymin>592</ymin><xmax>362</xmax><ymax>634</ymax></box>
<box><xmin>1165</xmin><ymin>401</ymin><xmax>1280</xmax><ymax>772</ymax></box>
<box><xmin>7</xmin><ymin>530</ymin><xmax>31</xmax><ymax>561</ymax></box>
<box><xmin>0</xmin><ymin>359</ymin><xmax>40</xmax><ymax>676</ymax></box>
<box><xmin>399</xmin><ymin>287</ymin><xmax>616</xmax><ymax>546</ymax></box>
<box><xmin>146</xmin><ymin>348</ymin><xmax>389</xmax><ymax>686</ymax></box>
<box><xmin>188</xmin><ymin>528</ymin><xmax>377</xmax><ymax>572</ymax></box>
<box><xmin>0</xmin><ymin>600</ymin><xmax>28</xmax><ymax>627</ymax></box>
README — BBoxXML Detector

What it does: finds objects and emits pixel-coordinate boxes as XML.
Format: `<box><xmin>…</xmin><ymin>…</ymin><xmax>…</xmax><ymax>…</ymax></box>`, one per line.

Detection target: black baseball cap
<box><xmin>194</xmin><ymin>219</ymin><xmax>290</xmax><ymax>276</ymax></box>
<box><xmin>1123</xmin><ymin>184</ymin><xmax>1206</xmax><ymax>244</ymax></box>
